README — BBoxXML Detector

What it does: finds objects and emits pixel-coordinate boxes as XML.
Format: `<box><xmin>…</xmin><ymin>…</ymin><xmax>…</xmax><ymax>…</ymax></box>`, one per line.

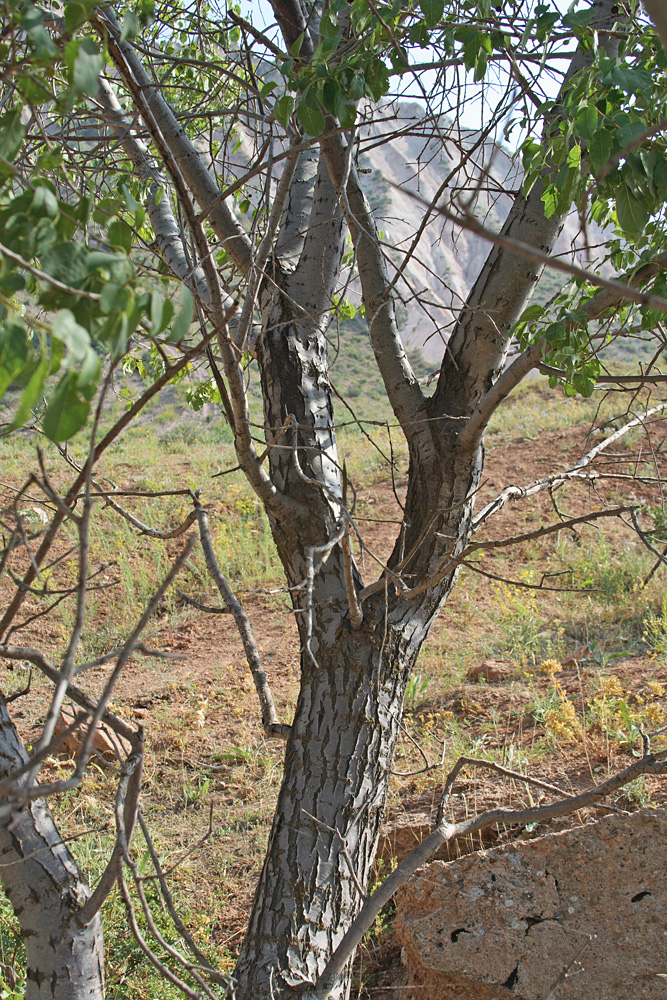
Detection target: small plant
<box><xmin>588</xmin><ymin>675</ymin><xmax>665</xmax><ymax>750</ymax></box>
<box><xmin>644</xmin><ymin>599</ymin><xmax>667</xmax><ymax>661</ymax></box>
<box><xmin>557</xmin><ymin>536</ymin><xmax>647</xmax><ymax>600</ymax></box>
<box><xmin>405</xmin><ymin>670</ymin><xmax>430</xmax><ymax>711</ymax></box>
<box><xmin>183</xmin><ymin>777</ymin><xmax>211</xmax><ymax>809</ymax></box>
<box><xmin>491</xmin><ymin>577</ymin><xmax>562</xmax><ymax>665</ymax></box>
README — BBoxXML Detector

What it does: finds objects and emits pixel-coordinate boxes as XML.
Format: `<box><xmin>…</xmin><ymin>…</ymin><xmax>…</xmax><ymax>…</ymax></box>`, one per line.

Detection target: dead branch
<box><xmin>137</xmin><ymin>811</ymin><xmax>228</xmax><ymax>986</ymax></box>
<box><xmin>174</xmin><ymin>589</ymin><xmax>229</xmax><ymax>614</ymax></box>
<box><xmin>473</xmin><ymin>402</ymin><xmax>667</xmax><ymax>531</ymax></box>
<box><xmin>401</xmin><ymin>186</ymin><xmax>667</xmax><ymax>314</ymax></box>
<box><xmin>467</xmin><ymin>504</ymin><xmax>637</xmax><ymax>554</ymax></box>
<box><xmin>118</xmin><ymin>870</ymin><xmax>205</xmax><ymax>1000</ymax></box>
<box><xmin>341</xmin><ymin>464</ymin><xmax>363</xmax><ymax>631</ymax></box>
<box><xmin>78</xmin><ymin>737</ymin><xmax>144</xmax><ymax>923</ymax></box>
<box><xmin>0</xmin><ymin>645</ymin><xmax>137</xmax><ymax>742</ymax></box>
<box><xmin>0</xmin><ymin>707</ymin><xmax>86</xmax><ymax>800</ymax></box>
<box><xmin>630</xmin><ymin>509</ymin><xmax>667</xmax><ymax>584</ymax></box>
<box><xmin>194</xmin><ymin>501</ymin><xmax>290</xmax><ymax>740</ymax></box>
<box><xmin>0</xmin><ymin>313</ymin><xmax>236</xmax><ymax>641</ymax></box>
<box><xmin>74</xmin><ymin>643</ymin><xmax>185</xmax><ymax>675</ymax></box>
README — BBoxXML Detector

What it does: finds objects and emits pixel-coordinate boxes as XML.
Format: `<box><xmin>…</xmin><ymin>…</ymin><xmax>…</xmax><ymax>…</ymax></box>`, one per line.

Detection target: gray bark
<box><xmin>643</xmin><ymin>0</ymin><xmax>667</xmax><ymax>53</ymax></box>
<box><xmin>0</xmin><ymin>699</ymin><xmax>104</xmax><ymax>1000</ymax></box>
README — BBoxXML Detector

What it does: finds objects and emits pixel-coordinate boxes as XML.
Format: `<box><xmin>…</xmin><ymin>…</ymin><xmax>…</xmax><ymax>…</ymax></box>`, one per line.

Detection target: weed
<box><xmin>644</xmin><ymin>599</ymin><xmax>667</xmax><ymax>661</ymax></box>
<box><xmin>556</xmin><ymin>536</ymin><xmax>648</xmax><ymax>600</ymax></box>
<box><xmin>183</xmin><ymin>777</ymin><xmax>211</xmax><ymax>809</ymax></box>
<box><xmin>491</xmin><ymin>577</ymin><xmax>564</xmax><ymax>666</ymax></box>
<box><xmin>404</xmin><ymin>670</ymin><xmax>430</xmax><ymax>711</ymax></box>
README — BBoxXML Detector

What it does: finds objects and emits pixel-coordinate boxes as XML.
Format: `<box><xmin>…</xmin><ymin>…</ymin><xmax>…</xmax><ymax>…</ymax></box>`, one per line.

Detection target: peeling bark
<box><xmin>0</xmin><ymin>699</ymin><xmax>104</xmax><ymax>1000</ymax></box>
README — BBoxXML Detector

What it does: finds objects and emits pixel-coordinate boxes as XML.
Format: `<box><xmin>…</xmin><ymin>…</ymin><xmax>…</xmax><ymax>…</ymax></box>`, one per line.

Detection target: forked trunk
<box><xmin>234</xmin><ymin>439</ymin><xmax>481</xmax><ymax>998</ymax></box>
<box><xmin>0</xmin><ymin>700</ymin><xmax>104</xmax><ymax>1000</ymax></box>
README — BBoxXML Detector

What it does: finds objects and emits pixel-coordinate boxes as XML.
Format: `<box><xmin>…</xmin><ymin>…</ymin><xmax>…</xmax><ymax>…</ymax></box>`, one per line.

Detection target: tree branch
<box><xmin>319</xmin><ymin>129</ymin><xmax>425</xmax><ymax>436</ymax></box>
<box><xmin>195</xmin><ymin>503</ymin><xmax>290</xmax><ymax>740</ymax></box>
<box><xmin>97</xmin><ymin>9</ymin><xmax>253</xmax><ymax>276</ymax></box>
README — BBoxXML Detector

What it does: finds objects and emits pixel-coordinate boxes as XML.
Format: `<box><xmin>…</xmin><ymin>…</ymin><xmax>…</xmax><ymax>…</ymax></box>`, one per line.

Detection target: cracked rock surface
<box><xmin>394</xmin><ymin>809</ymin><xmax>667</xmax><ymax>999</ymax></box>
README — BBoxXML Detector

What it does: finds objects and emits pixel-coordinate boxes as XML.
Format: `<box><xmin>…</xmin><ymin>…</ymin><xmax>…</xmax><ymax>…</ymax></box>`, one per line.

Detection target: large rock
<box><xmin>54</xmin><ymin>704</ymin><xmax>130</xmax><ymax>765</ymax></box>
<box><xmin>394</xmin><ymin>809</ymin><xmax>667</xmax><ymax>999</ymax></box>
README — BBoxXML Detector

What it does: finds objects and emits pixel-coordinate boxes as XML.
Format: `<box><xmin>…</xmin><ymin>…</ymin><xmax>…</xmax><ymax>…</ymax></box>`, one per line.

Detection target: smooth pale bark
<box><xmin>0</xmin><ymin>699</ymin><xmax>104</xmax><ymax>1000</ymax></box>
<box><xmin>643</xmin><ymin>0</ymin><xmax>667</xmax><ymax>53</ymax></box>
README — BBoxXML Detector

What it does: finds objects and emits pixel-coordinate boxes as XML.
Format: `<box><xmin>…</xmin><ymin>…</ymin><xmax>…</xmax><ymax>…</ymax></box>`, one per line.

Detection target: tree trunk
<box><xmin>234</xmin><ymin>445</ymin><xmax>481</xmax><ymax>999</ymax></box>
<box><xmin>233</xmin><ymin>612</ymin><xmax>418</xmax><ymax>999</ymax></box>
<box><xmin>0</xmin><ymin>700</ymin><xmax>104</xmax><ymax>1000</ymax></box>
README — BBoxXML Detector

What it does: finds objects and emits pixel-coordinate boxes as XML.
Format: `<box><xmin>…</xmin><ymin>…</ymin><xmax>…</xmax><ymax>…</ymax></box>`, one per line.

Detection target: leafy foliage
<box><xmin>0</xmin><ymin>1</ymin><xmax>191</xmax><ymax>440</ymax></box>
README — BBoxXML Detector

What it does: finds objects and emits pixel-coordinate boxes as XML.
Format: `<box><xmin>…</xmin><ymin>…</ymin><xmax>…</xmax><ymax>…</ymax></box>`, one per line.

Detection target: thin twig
<box><xmin>195</xmin><ymin>501</ymin><xmax>290</xmax><ymax>740</ymax></box>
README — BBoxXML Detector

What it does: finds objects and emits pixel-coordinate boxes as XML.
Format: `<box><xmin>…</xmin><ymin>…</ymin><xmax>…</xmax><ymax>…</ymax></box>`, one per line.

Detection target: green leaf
<box><xmin>474</xmin><ymin>49</ymin><xmax>488</xmax><ymax>82</ymax></box>
<box><xmin>51</xmin><ymin>310</ymin><xmax>90</xmax><ymax>361</ymax></box>
<box><xmin>608</xmin><ymin>65</ymin><xmax>653</xmax><ymax>95</ymax></box>
<box><xmin>574</xmin><ymin>106</ymin><xmax>598</xmax><ymax>140</ymax></box>
<box><xmin>562</xmin><ymin>9</ymin><xmax>594</xmax><ymax>28</ymax></box>
<box><xmin>31</xmin><ymin>184</ymin><xmax>58</xmax><ymax>220</ymax></box>
<box><xmin>121</xmin><ymin>11</ymin><xmax>141</xmax><ymax>41</ymax></box>
<box><xmin>655</xmin><ymin>158</ymin><xmax>667</xmax><ymax>201</ymax></box>
<box><xmin>260</xmin><ymin>81</ymin><xmax>278</xmax><ymax>100</ymax></box>
<box><xmin>64</xmin><ymin>0</ymin><xmax>100</xmax><ymax>31</ymax></box>
<box><xmin>615</xmin><ymin>180</ymin><xmax>650</xmax><ymax>240</ymax></box>
<box><xmin>40</xmin><ymin>242</ymin><xmax>89</xmax><ymax>289</ymax></box>
<box><xmin>7</xmin><ymin>354</ymin><xmax>49</xmax><ymax>431</ymax></box>
<box><xmin>72</xmin><ymin>39</ymin><xmax>103</xmax><ymax>97</ymax></box>
<box><xmin>573</xmin><ymin>372</ymin><xmax>595</xmax><ymax>397</ymax></box>
<box><xmin>21</xmin><ymin>5</ymin><xmax>55</xmax><ymax>56</ymax></box>
<box><xmin>0</xmin><ymin>319</ymin><xmax>31</xmax><ymax>397</ymax></box>
<box><xmin>335</xmin><ymin>90</ymin><xmax>357</xmax><ymax>128</ymax></box>
<box><xmin>291</xmin><ymin>33</ymin><xmax>304</xmax><ymax>58</ymax></box>
<box><xmin>42</xmin><ymin>371</ymin><xmax>91</xmax><ymax>442</ymax></box>
<box><xmin>518</xmin><ymin>304</ymin><xmax>544</xmax><ymax>324</ymax></box>
<box><xmin>165</xmin><ymin>287</ymin><xmax>194</xmax><ymax>343</ymax></box>
<box><xmin>108</xmin><ymin>218</ymin><xmax>133</xmax><ymax>254</ymax></box>
<box><xmin>0</xmin><ymin>107</ymin><xmax>26</xmax><ymax>169</ymax></box>
<box><xmin>588</xmin><ymin>130</ymin><xmax>614</xmax><ymax>176</ymax></box>
<box><xmin>618</xmin><ymin>121</ymin><xmax>649</xmax><ymax>148</ymax></box>
<box><xmin>274</xmin><ymin>94</ymin><xmax>295</xmax><ymax>129</ymax></box>
<box><xmin>419</xmin><ymin>0</ymin><xmax>444</xmax><ymax>28</ymax></box>
<box><xmin>76</xmin><ymin>347</ymin><xmax>101</xmax><ymax>389</ymax></box>
<box><xmin>100</xmin><ymin>283</ymin><xmax>131</xmax><ymax>315</ymax></box>
<box><xmin>297</xmin><ymin>90</ymin><xmax>325</xmax><ymax>137</ymax></box>
<box><xmin>319</xmin><ymin>11</ymin><xmax>339</xmax><ymax>40</ymax></box>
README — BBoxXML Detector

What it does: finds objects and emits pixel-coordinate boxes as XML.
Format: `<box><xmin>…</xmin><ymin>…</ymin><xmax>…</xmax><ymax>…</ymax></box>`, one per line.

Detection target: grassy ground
<box><xmin>1</xmin><ymin>374</ymin><xmax>667</xmax><ymax>997</ymax></box>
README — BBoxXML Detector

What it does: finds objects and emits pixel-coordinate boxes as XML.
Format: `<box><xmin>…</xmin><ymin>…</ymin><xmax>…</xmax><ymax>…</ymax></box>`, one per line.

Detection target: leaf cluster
<box><xmin>0</xmin><ymin>3</ymin><xmax>193</xmax><ymax>440</ymax></box>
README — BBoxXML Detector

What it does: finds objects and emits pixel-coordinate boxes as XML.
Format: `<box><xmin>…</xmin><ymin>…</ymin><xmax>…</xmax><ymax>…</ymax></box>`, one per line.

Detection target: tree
<box><xmin>1</xmin><ymin>1</ymin><xmax>667</xmax><ymax>998</ymax></box>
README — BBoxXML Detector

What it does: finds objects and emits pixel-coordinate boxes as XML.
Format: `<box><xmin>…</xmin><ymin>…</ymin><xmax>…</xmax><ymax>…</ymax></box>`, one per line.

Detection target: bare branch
<box><xmin>97</xmin><ymin>10</ymin><xmax>253</xmax><ymax>276</ymax></box>
<box><xmin>195</xmin><ymin>502</ymin><xmax>290</xmax><ymax>740</ymax></box>
<box><xmin>473</xmin><ymin>402</ymin><xmax>667</xmax><ymax>531</ymax></box>
<box><xmin>78</xmin><ymin>739</ymin><xmax>144</xmax><ymax>923</ymax></box>
<box><xmin>341</xmin><ymin>464</ymin><xmax>363</xmax><ymax>631</ymax></box>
